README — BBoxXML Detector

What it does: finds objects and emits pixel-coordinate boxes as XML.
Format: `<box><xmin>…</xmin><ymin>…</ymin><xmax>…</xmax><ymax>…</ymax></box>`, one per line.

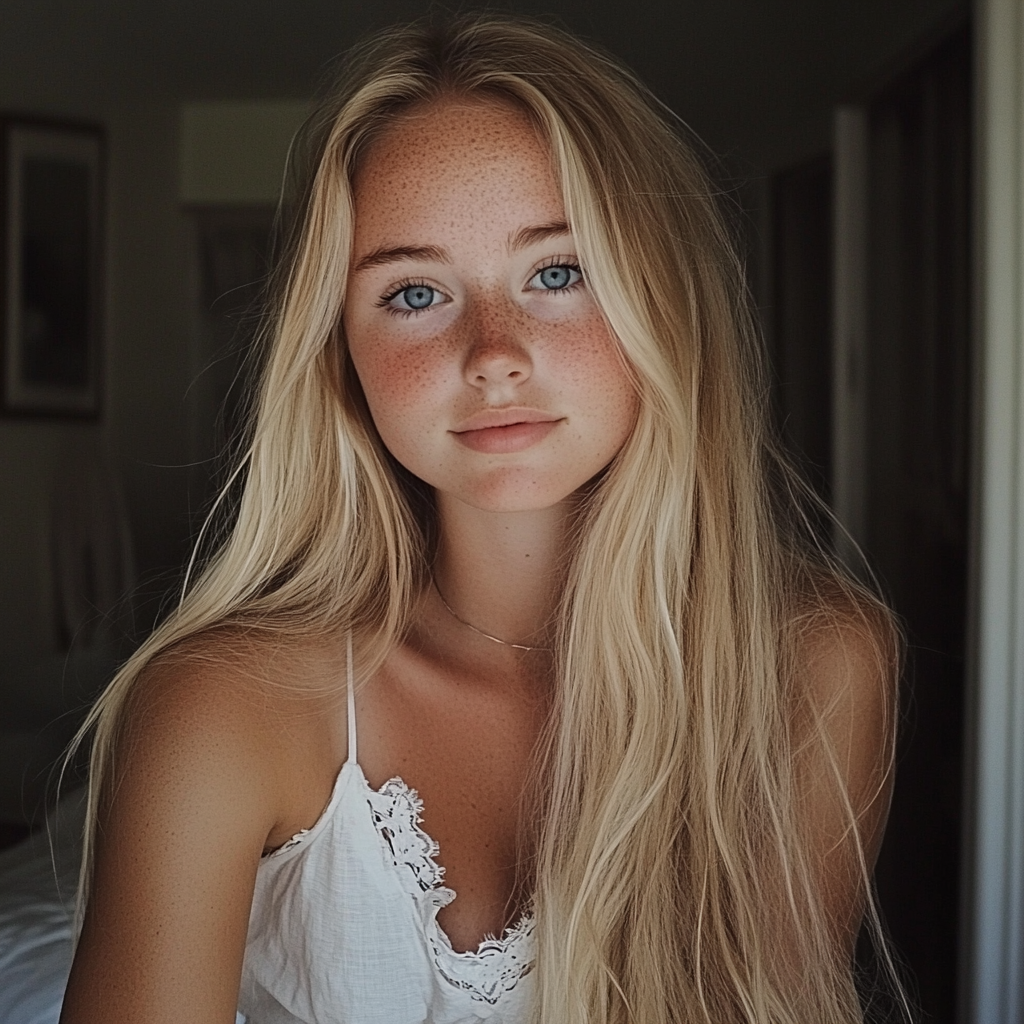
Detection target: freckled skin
<box><xmin>343</xmin><ymin>98</ymin><xmax>640</xmax><ymax>513</ymax></box>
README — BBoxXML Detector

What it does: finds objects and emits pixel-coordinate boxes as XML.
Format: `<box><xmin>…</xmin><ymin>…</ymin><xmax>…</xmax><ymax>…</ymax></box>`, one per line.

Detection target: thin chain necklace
<box><xmin>432</xmin><ymin>578</ymin><xmax>552</xmax><ymax>652</ymax></box>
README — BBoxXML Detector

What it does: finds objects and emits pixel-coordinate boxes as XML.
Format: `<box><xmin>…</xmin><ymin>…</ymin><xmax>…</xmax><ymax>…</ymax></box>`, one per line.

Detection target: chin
<box><xmin>449</xmin><ymin>470</ymin><xmax>582</xmax><ymax>515</ymax></box>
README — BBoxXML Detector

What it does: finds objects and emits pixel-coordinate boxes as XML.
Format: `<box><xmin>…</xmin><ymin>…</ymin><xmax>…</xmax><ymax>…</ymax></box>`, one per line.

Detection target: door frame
<box><xmin>961</xmin><ymin>0</ymin><xmax>1024</xmax><ymax>1019</ymax></box>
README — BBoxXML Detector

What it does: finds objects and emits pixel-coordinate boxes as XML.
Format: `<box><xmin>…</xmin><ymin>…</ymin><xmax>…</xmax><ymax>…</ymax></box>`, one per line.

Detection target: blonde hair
<box><xmin>75</xmin><ymin>15</ymin><xmax>902</xmax><ymax>1023</ymax></box>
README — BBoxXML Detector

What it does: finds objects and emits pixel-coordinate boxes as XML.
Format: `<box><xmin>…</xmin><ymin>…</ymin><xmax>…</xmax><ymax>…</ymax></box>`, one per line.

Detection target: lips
<box><xmin>453</xmin><ymin>407</ymin><xmax>560</xmax><ymax>432</ymax></box>
<box><xmin>452</xmin><ymin>407</ymin><xmax>562</xmax><ymax>454</ymax></box>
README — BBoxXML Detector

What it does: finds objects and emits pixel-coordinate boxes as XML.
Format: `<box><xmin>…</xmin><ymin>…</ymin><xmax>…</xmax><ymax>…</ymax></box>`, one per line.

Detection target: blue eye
<box><xmin>531</xmin><ymin>263</ymin><xmax>582</xmax><ymax>292</ymax></box>
<box><xmin>399</xmin><ymin>285</ymin><xmax>436</xmax><ymax>309</ymax></box>
<box><xmin>380</xmin><ymin>282</ymin><xmax>446</xmax><ymax>314</ymax></box>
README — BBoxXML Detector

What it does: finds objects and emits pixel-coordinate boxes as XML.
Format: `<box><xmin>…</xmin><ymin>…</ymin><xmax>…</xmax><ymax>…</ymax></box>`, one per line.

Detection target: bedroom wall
<box><xmin>0</xmin><ymin>92</ymin><xmax>305</xmax><ymax>821</ymax></box>
<box><xmin>0</xmin><ymin>84</ymin><xmax>195</xmax><ymax>816</ymax></box>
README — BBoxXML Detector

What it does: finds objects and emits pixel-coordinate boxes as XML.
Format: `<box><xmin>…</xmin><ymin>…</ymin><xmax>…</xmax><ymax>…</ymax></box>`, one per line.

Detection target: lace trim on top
<box><xmin>365</xmin><ymin>776</ymin><xmax>535</xmax><ymax>1006</ymax></box>
<box><xmin>272</xmin><ymin>829</ymin><xmax>310</xmax><ymax>856</ymax></box>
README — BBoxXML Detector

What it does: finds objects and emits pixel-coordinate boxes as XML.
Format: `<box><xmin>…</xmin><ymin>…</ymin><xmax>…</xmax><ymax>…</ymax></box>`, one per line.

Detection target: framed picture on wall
<box><xmin>1</xmin><ymin>117</ymin><xmax>104</xmax><ymax>416</ymax></box>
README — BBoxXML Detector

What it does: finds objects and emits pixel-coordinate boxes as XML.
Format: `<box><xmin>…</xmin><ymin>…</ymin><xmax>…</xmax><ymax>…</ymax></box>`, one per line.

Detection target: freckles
<box><xmin>376</xmin><ymin>369</ymin><xmax>434</xmax><ymax>419</ymax></box>
<box><xmin>373</xmin><ymin>347</ymin><xmax>432</xmax><ymax>388</ymax></box>
<box><xmin>355</xmin><ymin>343</ymin><xmax>434</xmax><ymax>429</ymax></box>
<box><xmin>551</xmin><ymin>322</ymin><xmax>623</xmax><ymax>382</ymax></box>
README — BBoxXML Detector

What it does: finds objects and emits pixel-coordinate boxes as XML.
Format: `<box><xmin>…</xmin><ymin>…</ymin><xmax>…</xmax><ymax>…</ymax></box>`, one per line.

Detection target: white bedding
<box><xmin>0</xmin><ymin>788</ymin><xmax>83</xmax><ymax>1024</ymax></box>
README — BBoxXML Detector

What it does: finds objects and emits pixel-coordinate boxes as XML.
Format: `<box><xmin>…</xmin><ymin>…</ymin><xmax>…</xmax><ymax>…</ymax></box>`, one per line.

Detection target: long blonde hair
<box><xmin>76</xmin><ymin>15</ymin><xmax>901</xmax><ymax>1023</ymax></box>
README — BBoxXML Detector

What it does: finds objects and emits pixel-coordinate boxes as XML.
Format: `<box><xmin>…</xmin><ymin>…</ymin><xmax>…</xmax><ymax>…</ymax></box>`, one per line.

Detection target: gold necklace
<box><xmin>432</xmin><ymin>578</ymin><xmax>552</xmax><ymax>653</ymax></box>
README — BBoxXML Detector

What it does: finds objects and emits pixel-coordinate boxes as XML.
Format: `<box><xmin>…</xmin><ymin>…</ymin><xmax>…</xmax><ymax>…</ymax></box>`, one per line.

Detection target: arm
<box><xmin>60</xmin><ymin>655</ymin><xmax>287</xmax><ymax>1024</ymax></box>
<box><xmin>791</xmin><ymin>609</ymin><xmax>898</xmax><ymax>955</ymax></box>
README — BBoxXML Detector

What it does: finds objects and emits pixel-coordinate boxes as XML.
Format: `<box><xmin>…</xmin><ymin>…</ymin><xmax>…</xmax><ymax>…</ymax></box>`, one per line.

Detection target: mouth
<box><xmin>451</xmin><ymin>408</ymin><xmax>562</xmax><ymax>454</ymax></box>
<box><xmin>452</xmin><ymin>407</ymin><xmax>561</xmax><ymax>432</ymax></box>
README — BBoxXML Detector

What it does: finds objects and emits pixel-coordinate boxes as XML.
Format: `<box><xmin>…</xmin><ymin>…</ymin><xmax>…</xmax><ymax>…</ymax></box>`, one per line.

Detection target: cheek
<box><xmin>555</xmin><ymin>320</ymin><xmax>639</xmax><ymax>428</ymax></box>
<box><xmin>349</xmin><ymin>330</ymin><xmax>440</xmax><ymax>429</ymax></box>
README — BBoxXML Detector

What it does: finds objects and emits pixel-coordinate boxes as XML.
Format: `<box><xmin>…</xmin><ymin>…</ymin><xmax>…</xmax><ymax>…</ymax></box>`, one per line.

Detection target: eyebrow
<box><xmin>350</xmin><ymin>222</ymin><xmax>573</xmax><ymax>275</ymax></box>
<box><xmin>351</xmin><ymin>244</ymin><xmax>449</xmax><ymax>274</ymax></box>
<box><xmin>508</xmin><ymin>221</ymin><xmax>572</xmax><ymax>251</ymax></box>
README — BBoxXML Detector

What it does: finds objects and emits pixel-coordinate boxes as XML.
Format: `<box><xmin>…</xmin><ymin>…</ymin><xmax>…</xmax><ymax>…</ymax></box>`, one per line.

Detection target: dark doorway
<box><xmin>770</xmin><ymin>153</ymin><xmax>834</xmax><ymax>507</ymax></box>
<box><xmin>865</xmin><ymin>22</ymin><xmax>971</xmax><ymax>1024</ymax></box>
<box><xmin>770</xmin><ymin>19</ymin><xmax>972</xmax><ymax>1024</ymax></box>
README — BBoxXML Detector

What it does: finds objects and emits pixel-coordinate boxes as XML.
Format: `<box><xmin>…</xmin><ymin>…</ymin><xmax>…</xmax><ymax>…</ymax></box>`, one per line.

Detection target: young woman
<box><xmin>60</xmin><ymin>14</ymin><xmax>900</xmax><ymax>1024</ymax></box>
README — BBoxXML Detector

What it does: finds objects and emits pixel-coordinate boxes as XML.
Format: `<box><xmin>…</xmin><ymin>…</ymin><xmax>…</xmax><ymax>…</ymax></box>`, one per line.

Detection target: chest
<box><xmin>353</xmin><ymin>651</ymin><xmax>547</xmax><ymax>953</ymax></box>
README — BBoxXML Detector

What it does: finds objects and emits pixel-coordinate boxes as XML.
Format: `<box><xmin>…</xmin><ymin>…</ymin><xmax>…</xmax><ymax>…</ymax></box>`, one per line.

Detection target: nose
<box><xmin>462</xmin><ymin>298</ymin><xmax>533</xmax><ymax>389</ymax></box>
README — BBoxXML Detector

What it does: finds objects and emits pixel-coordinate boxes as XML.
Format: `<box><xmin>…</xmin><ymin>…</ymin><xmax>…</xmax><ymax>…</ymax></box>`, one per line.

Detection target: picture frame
<box><xmin>1</xmin><ymin>117</ymin><xmax>104</xmax><ymax>417</ymax></box>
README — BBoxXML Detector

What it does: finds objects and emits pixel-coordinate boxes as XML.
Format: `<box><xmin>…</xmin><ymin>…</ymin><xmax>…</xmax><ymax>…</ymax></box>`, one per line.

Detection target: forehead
<box><xmin>349</xmin><ymin>97</ymin><xmax>566</xmax><ymax>245</ymax></box>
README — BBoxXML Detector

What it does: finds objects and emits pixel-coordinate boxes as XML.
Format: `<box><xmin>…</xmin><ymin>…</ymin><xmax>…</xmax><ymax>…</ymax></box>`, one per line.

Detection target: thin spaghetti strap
<box><xmin>345</xmin><ymin>632</ymin><xmax>357</xmax><ymax>765</ymax></box>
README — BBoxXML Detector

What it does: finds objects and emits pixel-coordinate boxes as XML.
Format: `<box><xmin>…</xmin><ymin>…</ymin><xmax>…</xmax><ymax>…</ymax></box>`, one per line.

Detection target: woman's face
<box><xmin>344</xmin><ymin>97</ymin><xmax>639</xmax><ymax>514</ymax></box>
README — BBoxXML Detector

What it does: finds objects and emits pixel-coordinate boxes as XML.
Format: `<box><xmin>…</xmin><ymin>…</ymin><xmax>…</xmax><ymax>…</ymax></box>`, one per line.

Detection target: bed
<box><xmin>0</xmin><ymin>787</ymin><xmax>82</xmax><ymax>1024</ymax></box>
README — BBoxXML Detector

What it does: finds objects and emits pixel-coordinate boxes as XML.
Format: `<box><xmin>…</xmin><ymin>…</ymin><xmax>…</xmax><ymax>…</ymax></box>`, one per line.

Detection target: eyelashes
<box><xmin>528</xmin><ymin>258</ymin><xmax>583</xmax><ymax>292</ymax></box>
<box><xmin>376</xmin><ymin>279</ymin><xmax>446</xmax><ymax>317</ymax></box>
<box><xmin>375</xmin><ymin>257</ymin><xmax>585</xmax><ymax>318</ymax></box>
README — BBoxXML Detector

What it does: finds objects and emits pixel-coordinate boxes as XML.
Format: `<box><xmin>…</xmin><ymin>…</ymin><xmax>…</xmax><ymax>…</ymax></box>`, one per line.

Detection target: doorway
<box><xmin>770</xmin><ymin>20</ymin><xmax>971</xmax><ymax>1024</ymax></box>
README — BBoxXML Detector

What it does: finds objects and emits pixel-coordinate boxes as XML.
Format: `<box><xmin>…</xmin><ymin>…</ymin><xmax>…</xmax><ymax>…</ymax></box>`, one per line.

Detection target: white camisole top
<box><xmin>237</xmin><ymin>637</ymin><xmax>537</xmax><ymax>1024</ymax></box>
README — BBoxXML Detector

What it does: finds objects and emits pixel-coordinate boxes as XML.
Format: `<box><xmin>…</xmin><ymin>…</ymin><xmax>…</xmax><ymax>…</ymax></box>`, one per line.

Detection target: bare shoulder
<box><xmin>110</xmin><ymin>627</ymin><xmax>350</xmax><ymax>843</ymax></box>
<box><xmin>787</xmin><ymin>589</ymin><xmax>900</xmax><ymax>947</ymax></box>
<box><xmin>789</xmin><ymin>592</ymin><xmax>899</xmax><ymax>780</ymax></box>
<box><xmin>61</xmin><ymin>628</ymin><xmax>348</xmax><ymax>1024</ymax></box>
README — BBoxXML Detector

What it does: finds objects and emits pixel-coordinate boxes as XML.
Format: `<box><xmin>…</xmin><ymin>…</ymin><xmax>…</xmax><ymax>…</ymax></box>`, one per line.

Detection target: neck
<box><xmin>432</xmin><ymin>493</ymin><xmax>572</xmax><ymax>651</ymax></box>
